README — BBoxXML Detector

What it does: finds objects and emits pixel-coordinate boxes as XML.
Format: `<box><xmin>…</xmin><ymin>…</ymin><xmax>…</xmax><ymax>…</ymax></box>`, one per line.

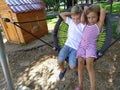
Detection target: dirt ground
<box><xmin>0</xmin><ymin>32</ymin><xmax>120</xmax><ymax>90</ymax></box>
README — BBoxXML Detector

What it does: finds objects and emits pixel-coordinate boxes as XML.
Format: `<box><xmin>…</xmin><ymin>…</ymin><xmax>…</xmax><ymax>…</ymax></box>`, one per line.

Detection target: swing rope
<box><xmin>0</xmin><ymin>17</ymin><xmax>54</xmax><ymax>48</ymax></box>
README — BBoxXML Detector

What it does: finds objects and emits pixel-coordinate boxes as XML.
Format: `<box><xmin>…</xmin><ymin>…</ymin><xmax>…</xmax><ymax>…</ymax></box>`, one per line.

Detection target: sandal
<box><xmin>59</xmin><ymin>69</ymin><xmax>66</xmax><ymax>80</ymax></box>
<box><xmin>75</xmin><ymin>87</ymin><xmax>80</xmax><ymax>90</ymax></box>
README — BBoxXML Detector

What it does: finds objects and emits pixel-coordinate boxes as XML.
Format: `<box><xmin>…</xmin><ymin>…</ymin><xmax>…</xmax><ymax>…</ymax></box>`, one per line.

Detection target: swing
<box><xmin>53</xmin><ymin>4</ymin><xmax>112</xmax><ymax>60</ymax></box>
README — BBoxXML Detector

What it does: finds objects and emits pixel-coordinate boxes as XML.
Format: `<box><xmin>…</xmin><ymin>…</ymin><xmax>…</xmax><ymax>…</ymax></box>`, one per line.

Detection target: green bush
<box><xmin>100</xmin><ymin>2</ymin><xmax>120</xmax><ymax>13</ymax></box>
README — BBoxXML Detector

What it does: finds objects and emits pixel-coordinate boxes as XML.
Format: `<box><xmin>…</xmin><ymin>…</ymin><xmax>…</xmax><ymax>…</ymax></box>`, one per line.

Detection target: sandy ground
<box><xmin>1</xmin><ymin>13</ymin><xmax>120</xmax><ymax>90</ymax></box>
<box><xmin>0</xmin><ymin>31</ymin><xmax>120</xmax><ymax>90</ymax></box>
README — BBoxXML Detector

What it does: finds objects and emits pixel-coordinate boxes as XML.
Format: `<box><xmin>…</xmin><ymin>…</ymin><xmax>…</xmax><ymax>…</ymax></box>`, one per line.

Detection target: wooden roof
<box><xmin>4</xmin><ymin>0</ymin><xmax>45</xmax><ymax>13</ymax></box>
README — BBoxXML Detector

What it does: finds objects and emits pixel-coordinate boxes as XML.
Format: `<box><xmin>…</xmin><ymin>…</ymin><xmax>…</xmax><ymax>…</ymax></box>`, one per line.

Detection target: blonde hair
<box><xmin>71</xmin><ymin>4</ymin><xmax>83</xmax><ymax>15</ymax></box>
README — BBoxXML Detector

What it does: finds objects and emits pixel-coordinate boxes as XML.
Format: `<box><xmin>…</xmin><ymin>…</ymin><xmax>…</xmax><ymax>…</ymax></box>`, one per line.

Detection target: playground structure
<box><xmin>0</xmin><ymin>0</ymin><xmax>48</xmax><ymax>44</ymax></box>
<box><xmin>53</xmin><ymin>4</ymin><xmax>112</xmax><ymax>59</ymax></box>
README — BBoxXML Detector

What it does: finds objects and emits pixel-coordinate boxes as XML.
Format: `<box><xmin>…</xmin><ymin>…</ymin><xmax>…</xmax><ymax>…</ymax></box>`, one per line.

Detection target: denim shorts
<box><xmin>57</xmin><ymin>45</ymin><xmax>78</xmax><ymax>67</ymax></box>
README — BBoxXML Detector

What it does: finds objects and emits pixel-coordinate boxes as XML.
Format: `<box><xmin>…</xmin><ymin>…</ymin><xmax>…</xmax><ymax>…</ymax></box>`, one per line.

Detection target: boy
<box><xmin>57</xmin><ymin>4</ymin><xmax>85</xmax><ymax>80</ymax></box>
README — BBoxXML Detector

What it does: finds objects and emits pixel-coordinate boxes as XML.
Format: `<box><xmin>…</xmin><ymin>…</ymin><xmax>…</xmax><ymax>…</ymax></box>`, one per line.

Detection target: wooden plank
<box><xmin>0</xmin><ymin>2</ymin><xmax>10</xmax><ymax>11</ymax></box>
<box><xmin>15</xmin><ymin>9</ymin><xmax>48</xmax><ymax>43</ymax></box>
<box><xmin>0</xmin><ymin>3</ymin><xmax>48</xmax><ymax>43</ymax></box>
<box><xmin>0</xmin><ymin>11</ymin><xmax>21</xmax><ymax>43</ymax></box>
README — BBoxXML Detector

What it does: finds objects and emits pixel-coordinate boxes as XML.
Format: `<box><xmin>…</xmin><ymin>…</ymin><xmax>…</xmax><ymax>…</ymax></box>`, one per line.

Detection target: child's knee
<box><xmin>86</xmin><ymin>59</ymin><xmax>94</xmax><ymax>70</ymax></box>
<box><xmin>86</xmin><ymin>58</ymin><xmax>94</xmax><ymax>65</ymax></box>
<box><xmin>70</xmin><ymin>66</ymin><xmax>77</xmax><ymax>70</ymax></box>
<box><xmin>78</xmin><ymin>57</ymin><xmax>84</xmax><ymax>65</ymax></box>
<box><xmin>57</xmin><ymin>61</ymin><xmax>64</xmax><ymax>65</ymax></box>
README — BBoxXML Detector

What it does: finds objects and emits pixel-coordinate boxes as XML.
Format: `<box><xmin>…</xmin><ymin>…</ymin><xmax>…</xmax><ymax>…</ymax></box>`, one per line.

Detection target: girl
<box><xmin>75</xmin><ymin>5</ymin><xmax>106</xmax><ymax>90</ymax></box>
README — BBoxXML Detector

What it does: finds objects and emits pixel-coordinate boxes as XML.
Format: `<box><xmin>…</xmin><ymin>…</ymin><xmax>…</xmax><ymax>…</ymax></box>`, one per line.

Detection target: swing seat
<box><xmin>53</xmin><ymin>4</ymin><xmax>112</xmax><ymax>60</ymax></box>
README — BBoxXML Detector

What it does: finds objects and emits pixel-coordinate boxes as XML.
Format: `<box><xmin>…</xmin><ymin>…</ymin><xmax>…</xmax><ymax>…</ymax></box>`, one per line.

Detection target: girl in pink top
<box><xmin>75</xmin><ymin>5</ymin><xmax>106</xmax><ymax>90</ymax></box>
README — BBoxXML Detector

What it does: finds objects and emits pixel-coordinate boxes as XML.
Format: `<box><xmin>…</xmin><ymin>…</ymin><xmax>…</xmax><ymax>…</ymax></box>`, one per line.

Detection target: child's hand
<box><xmin>60</xmin><ymin>12</ymin><xmax>71</xmax><ymax>21</ymax></box>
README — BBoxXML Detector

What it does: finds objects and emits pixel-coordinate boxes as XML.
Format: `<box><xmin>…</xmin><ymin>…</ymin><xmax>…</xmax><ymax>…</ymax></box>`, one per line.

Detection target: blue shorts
<box><xmin>57</xmin><ymin>45</ymin><xmax>78</xmax><ymax>67</ymax></box>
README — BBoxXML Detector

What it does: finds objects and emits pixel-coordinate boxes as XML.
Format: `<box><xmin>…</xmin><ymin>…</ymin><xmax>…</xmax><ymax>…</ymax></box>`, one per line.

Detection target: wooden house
<box><xmin>0</xmin><ymin>0</ymin><xmax>48</xmax><ymax>43</ymax></box>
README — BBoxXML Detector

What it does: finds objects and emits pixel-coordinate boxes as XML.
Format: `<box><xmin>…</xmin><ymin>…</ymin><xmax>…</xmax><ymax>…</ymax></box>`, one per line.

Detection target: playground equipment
<box><xmin>0</xmin><ymin>0</ymin><xmax>48</xmax><ymax>44</ymax></box>
<box><xmin>53</xmin><ymin>4</ymin><xmax>112</xmax><ymax>59</ymax></box>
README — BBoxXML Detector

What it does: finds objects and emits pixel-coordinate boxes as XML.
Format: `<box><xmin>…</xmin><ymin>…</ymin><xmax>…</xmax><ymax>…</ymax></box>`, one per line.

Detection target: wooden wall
<box><xmin>0</xmin><ymin>1</ymin><xmax>48</xmax><ymax>43</ymax></box>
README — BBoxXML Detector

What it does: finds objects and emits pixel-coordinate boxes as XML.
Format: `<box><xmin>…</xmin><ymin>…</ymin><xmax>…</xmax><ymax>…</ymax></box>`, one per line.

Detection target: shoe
<box><xmin>59</xmin><ymin>69</ymin><xmax>66</xmax><ymax>80</ymax></box>
<box><xmin>75</xmin><ymin>87</ymin><xmax>80</xmax><ymax>90</ymax></box>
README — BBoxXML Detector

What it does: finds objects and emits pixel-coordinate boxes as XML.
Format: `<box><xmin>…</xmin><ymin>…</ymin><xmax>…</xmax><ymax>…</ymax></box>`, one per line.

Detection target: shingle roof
<box><xmin>5</xmin><ymin>0</ymin><xmax>45</xmax><ymax>13</ymax></box>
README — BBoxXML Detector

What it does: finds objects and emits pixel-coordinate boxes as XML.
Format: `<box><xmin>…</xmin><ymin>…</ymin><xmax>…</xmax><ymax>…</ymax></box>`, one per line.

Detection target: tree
<box><xmin>43</xmin><ymin>0</ymin><xmax>61</xmax><ymax>11</ymax></box>
<box><xmin>66</xmin><ymin>0</ymin><xmax>78</xmax><ymax>9</ymax></box>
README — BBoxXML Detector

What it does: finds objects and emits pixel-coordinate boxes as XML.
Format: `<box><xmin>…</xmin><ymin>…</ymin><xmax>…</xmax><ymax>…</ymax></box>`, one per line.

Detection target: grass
<box><xmin>0</xmin><ymin>29</ymin><xmax>2</xmax><ymax>32</ymax></box>
<box><xmin>100</xmin><ymin>2</ymin><xmax>120</xmax><ymax>13</ymax></box>
<box><xmin>46</xmin><ymin>6</ymin><xmax>66</xmax><ymax>31</ymax></box>
<box><xmin>46</xmin><ymin>15</ymin><xmax>58</xmax><ymax>30</ymax></box>
<box><xmin>99</xmin><ymin>2</ymin><xmax>120</xmax><ymax>39</ymax></box>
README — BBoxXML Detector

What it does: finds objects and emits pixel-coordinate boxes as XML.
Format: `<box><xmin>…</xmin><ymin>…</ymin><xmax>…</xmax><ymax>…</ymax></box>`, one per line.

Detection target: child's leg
<box><xmin>57</xmin><ymin>61</ymin><xmax>67</xmax><ymax>80</ymax></box>
<box><xmin>69</xmin><ymin>48</ymin><xmax>78</xmax><ymax>71</ymax></box>
<box><xmin>86</xmin><ymin>57</ymin><xmax>95</xmax><ymax>90</ymax></box>
<box><xmin>57</xmin><ymin>45</ymin><xmax>69</xmax><ymax>80</ymax></box>
<box><xmin>57</xmin><ymin>61</ymin><xmax>65</xmax><ymax>72</ymax></box>
<box><xmin>78</xmin><ymin>57</ymin><xmax>85</xmax><ymax>90</ymax></box>
<box><xmin>57</xmin><ymin>46</ymin><xmax>69</xmax><ymax>72</ymax></box>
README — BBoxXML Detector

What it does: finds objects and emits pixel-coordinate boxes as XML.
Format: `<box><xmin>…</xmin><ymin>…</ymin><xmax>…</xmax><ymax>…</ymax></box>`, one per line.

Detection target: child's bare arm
<box><xmin>81</xmin><ymin>12</ymin><xmax>86</xmax><ymax>24</ymax></box>
<box><xmin>98</xmin><ymin>8</ymin><xmax>106</xmax><ymax>30</ymax></box>
<box><xmin>60</xmin><ymin>12</ymin><xmax>71</xmax><ymax>21</ymax></box>
<box><xmin>84</xmin><ymin>6</ymin><xmax>89</xmax><ymax>13</ymax></box>
<box><xmin>81</xmin><ymin>6</ymin><xmax>88</xmax><ymax>24</ymax></box>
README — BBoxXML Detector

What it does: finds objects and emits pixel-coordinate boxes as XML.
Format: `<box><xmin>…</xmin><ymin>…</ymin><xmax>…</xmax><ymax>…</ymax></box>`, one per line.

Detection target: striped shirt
<box><xmin>79</xmin><ymin>24</ymin><xmax>100</xmax><ymax>49</ymax></box>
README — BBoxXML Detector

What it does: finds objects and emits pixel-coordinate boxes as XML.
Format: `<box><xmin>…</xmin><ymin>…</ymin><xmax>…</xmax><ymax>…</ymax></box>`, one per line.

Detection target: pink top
<box><xmin>79</xmin><ymin>24</ymin><xmax>100</xmax><ymax>49</ymax></box>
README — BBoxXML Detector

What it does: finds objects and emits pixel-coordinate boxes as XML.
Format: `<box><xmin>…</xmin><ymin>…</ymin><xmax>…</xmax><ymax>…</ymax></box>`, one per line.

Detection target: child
<box><xmin>57</xmin><ymin>4</ymin><xmax>85</xmax><ymax>80</ymax></box>
<box><xmin>75</xmin><ymin>5</ymin><xmax>106</xmax><ymax>90</ymax></box>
